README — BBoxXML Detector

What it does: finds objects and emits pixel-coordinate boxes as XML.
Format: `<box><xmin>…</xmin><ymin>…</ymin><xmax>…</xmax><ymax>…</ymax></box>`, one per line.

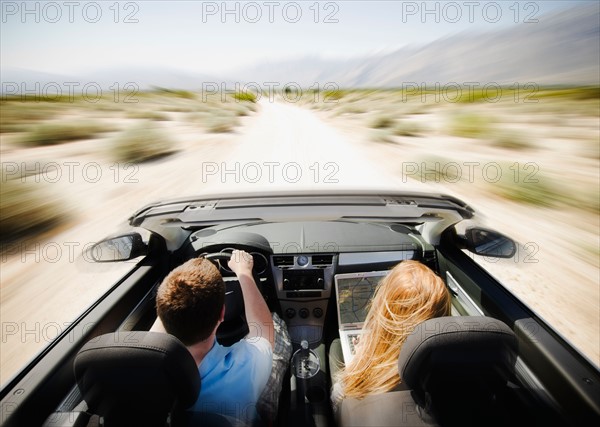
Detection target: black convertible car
<box><xmin>1</xmin><ymin>190</ymin><xmax>599</xmax><ymax>427</ymax></box>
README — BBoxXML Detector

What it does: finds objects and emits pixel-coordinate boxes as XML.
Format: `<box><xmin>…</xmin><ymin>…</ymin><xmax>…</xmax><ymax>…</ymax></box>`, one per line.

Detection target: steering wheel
<box><xmin>203</xmin><ymin>252</ymin><xmax>249</xmax><ymax>346</ymax></box>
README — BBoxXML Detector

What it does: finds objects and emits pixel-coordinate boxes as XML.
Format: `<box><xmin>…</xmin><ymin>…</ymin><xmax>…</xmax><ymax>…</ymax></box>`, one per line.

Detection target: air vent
<box><xmin>273</xmin><ymin>255</ymin><xmax>294</xmax><ymax>267</ymax></box>
<box><xmin>312</xmin><ymin>254</ymin><xmax>333</xmax><ymax>266</ymax></box>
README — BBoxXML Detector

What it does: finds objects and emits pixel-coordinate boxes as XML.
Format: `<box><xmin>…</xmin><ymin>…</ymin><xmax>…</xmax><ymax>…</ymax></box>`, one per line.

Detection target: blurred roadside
<box><xmin>1</xmin><ymin>87</ymin><xmax>599</xmax><ymax>385</ymax></box>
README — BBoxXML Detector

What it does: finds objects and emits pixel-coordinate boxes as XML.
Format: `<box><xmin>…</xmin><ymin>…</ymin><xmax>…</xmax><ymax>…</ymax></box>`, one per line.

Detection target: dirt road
<box><xmin>200</xmin><ymin>99</ymin><xmax>420</xmax><ymax>190</ymax></box>
<box><xmin>1</xmin><ymin>99</ymin><xmax>598</xmax><ymax>386</ymax></box>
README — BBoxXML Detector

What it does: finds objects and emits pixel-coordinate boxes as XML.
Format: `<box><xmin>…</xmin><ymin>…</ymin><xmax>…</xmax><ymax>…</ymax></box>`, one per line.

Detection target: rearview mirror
<box><xmin>89</xmin><ymin>233</ymin><xmax>147</xmax><ymax>262</ymax></box>
<box><xmin>464</xmin><ymin>228</ymin><xmax>516</xmax><ymax>258</ymax></box>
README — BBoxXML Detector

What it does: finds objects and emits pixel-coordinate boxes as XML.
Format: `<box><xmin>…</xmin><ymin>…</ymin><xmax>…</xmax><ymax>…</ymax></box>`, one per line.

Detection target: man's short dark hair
<box><xmin>156</xmin><ymin>258</ymin><xmax>225</xmax><ymax>345</ymax></box>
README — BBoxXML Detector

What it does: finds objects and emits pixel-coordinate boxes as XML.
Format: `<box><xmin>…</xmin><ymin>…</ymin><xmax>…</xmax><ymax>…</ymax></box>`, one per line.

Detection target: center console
<box><xmin>290</xmin><ymin>340</ymin><xmax>329</xmax><ymax>427</ymax></box>
<box><xmin>271</xmin><ymin>254</ymin><xmax>336</xmax><ymax>345</ymax></box>
<box><xmin>271</xmin><ymin>254</ymin><xmax>335</xmax><ymax>427</ymax></box>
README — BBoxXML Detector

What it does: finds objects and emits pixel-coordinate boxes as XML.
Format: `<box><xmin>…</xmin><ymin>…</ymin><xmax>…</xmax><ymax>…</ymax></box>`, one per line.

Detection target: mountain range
<box><xmin>1</xmin><ymin>3</ymin><xmax>598</xmax><ymax>92</ymax></box>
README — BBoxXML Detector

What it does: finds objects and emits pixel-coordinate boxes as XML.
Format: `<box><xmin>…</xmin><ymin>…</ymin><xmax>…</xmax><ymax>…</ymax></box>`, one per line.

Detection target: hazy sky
<box><xmin>0</xmin><ymin>1</ymin><xmax>592</xmax><ymax>76</ymax></box>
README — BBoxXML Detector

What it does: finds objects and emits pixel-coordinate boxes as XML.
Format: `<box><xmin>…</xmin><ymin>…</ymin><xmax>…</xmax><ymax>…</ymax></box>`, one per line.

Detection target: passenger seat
<box><xmin>336</xmin><ymin>316</ymin><xmax>517</xmax><ymax>427</ymax></box>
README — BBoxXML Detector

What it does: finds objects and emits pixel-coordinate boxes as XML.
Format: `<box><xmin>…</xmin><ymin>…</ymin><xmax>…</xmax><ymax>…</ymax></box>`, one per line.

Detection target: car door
<box><xmin>0</xmin><ymin>234</ymin><xmax>169</xmax><ymax>427</ymax></box>
<box><xmin>436</xmin><ymin>226</ymin><xmax>600</xmax><ymax>426</ymax></box>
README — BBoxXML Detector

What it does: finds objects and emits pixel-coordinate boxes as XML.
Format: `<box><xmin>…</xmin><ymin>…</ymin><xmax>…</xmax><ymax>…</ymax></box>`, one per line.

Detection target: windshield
<box><xmin>1</xmin><ymin>0</ymin><xmax>598</xmax><ymax>386</ymax></box>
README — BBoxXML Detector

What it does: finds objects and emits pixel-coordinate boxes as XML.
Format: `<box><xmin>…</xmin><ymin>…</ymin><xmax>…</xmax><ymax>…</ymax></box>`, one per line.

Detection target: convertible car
<box><xmin>1</xmin><ymin>190</ymin><xmax>599</xmax><ymax>427</ymax></box>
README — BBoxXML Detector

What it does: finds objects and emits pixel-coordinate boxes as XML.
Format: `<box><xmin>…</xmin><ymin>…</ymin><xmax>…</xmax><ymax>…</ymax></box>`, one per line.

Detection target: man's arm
<box><xmin>229</xmin><ymin>250</ymin><xmax>275</xmax><ymax>349</ymax></box>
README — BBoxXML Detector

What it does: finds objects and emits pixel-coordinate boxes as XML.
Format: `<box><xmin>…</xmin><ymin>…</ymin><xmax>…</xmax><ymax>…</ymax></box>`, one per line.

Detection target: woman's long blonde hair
<box><xmin>337</xmin><ymin>260</ymin><xmax>451</xmax><ymax>400</ymax></box>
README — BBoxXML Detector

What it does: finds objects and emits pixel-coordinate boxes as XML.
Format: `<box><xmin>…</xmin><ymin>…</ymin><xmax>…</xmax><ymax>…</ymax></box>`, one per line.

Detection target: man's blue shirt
<box><xmin>190</xmin><ymin>337</ymin><xmax>272</xmax><ymax>422</ymax></box>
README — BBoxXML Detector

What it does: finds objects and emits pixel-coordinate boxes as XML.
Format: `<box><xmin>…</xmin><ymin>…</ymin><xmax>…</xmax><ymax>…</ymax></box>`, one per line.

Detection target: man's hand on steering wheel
<box><xmin>227</xmin><ymin>249</ymin><xmax>254</xmax><ymax>276</ymax></box>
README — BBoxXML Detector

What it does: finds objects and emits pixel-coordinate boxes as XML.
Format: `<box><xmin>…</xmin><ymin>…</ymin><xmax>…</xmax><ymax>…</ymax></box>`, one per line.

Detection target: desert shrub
<box><xmin>152</xmin><ymin>87</ymin><xmax>196</xmax><ymax>99</ymax></box>
<box><xmin>490</xmin><ymin>130</ymin><xmax>531</xmax><ymax>150</ymax></box>
<box><xmin>111</xmin><ymin>123</ymin><xmax>177</xmax><ymax>162</ymax></box>
<box><xmin>392</xmin><ymin>121</ymin><xmax>425</xmax><ymax>137</ymax></box>
<box><xmin>371</xmin><ymin>129</ymin><xmax>396</xmax><ymax>144</ymax></box>
<box><xmin>417</xmin><ymin>156</ymin><xmax>461</xmax><ymax>182</ymax></box>
<box><xmin>19</xmin><ymin>121</ymin><xmax>113</xmax><ymax>146</ymax></box>
<box><xmin>491</xmin><ymin>164</ymin><xmax>561</xmax><ymax>207</ymax></box>
<box><xmin>449</xmin><ymin>113</ymin><xmax>492</xmax><ymax>138</ymax></box>
<box><xmin>322</xmin><ymin>90</ymin><xmax>345</xmax><ymax>101</ymax></box>
<box><xmin>337</xmin><ymin>104</ymin><xmax>365</xmax><ymax>114</ymax></box>
<box><xmin>127</xmin><ymin>110</ymin><xmax>170</xmax><ymax>121</ymax></box>
<box><xmin>160</xmin><ymin>105</ymin><xmax>195</xmax><ymax>113</ymax></box>
<box><xmin>370</xmin><ymin>116</ymin><xmax>396</xmax><ymax>129</ymax></box>
<box><xmin>227</xmin><ymin>103</ymin><xmax>255</xmax><ymax>116</ymax></box>
<box><xmin>206</xmin><ymin>113</ymin><xmax>239</xmax><ymax>133</ymax></box>
<box><xmin>456</xmin><ymin>88</ymin><xmax>504</xmax><ymax>103</ymax></box>
<box><xmin>0</xmin><ymin>168</ymin><xmax>65</xmax><ymax>241</ymax></box>
<box><xmin>536</xmin><ymin>87</ymin><xmax>600</xmax><ymax>101</ymax></box>
<box><xmin>0</xmin><ymin>103</ymin><xmax>59</xmax><ymax>133</ymax></box>
<box><xmin>186</xmin><ymin>112</ymin><xmax>212</xmax><ymax>123</ymax></box>
<box><xmin>233</xmin><ymin>92</ymin><xmax>257</xmax><ymax>103</ymax></box>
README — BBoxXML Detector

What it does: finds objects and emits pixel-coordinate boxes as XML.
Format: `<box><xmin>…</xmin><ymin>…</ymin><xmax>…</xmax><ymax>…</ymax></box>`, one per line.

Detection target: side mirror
<box><xmin>463</xmin><ymin>228</ymin><xmax>516</xmax><ymax>258</ymax></box>
<box><xmin>89</xmin><ymin>233</ymin><xmax>147</xmax><ymax>262</ymax></box>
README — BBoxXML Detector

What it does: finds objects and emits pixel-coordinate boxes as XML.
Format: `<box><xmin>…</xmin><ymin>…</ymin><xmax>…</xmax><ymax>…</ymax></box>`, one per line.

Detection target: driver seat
<box><xmin>74</xmin><ymin>331</ymin><xmax>243</xmax><ymax>427</ymax></box>
<box><xmin>74</xmin><ymin>331</ymin><xmax>199</xmax><ymax>426</ymax></box>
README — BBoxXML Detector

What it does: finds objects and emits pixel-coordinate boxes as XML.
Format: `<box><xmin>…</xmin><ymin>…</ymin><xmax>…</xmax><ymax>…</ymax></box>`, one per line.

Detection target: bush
<box><xmin>233</xmin><ymin>92</ymin><xmax>257</xmax><ymax>103</ymax></box>
<box><xmin>322</xmin><ymin>90</ymin><xmax>345</xmax><ymax>101</ymax></box>
<box><xmin>160</xmin><ymin>106</ymin><xmax>195</xmax><ymax>113</ymax></box>
<box><xmin>152</xmin><ymin>87</ymin><xmax>196</xmax><ymax>99</ymax></box>
<box><xmin>491</xmin><ymin>130</ymin><xmax>531</xmax><ymax>150</ymax></box>
<box><xmin>491</xmin><ymin>164</ymin><xmax>561</xmax><ymax>207</ymax></box>
<box><xmin>392</xmin><ymin>121</ymin><xmax>425</xmax><ymax>137</ymax></box>
<box><xmin>127</xmin><ymin>110</ymin><xmax>170</xmax><ymax>121</ymax></box>
<box><xmin>0</xmin><ymin>103</ymin><xmax>59</xmax><ymax>133</ymax></box>
<box><xmin>228</xmin><ymin>103</ymin><xmax>255</xmax><ymax>117</ymax></box>
<box><xmin>449</xmin><ymin>113</ymin><xmax>492</xmax><ymax>138</ymax></box>
<box><xmin>206</xmin><ymin>114</ymin><xmax>239</xmax><ymax>133</ymax></box>
<box><xmin>111</xmin><ymin>123</ymin><xmax>177</xmax><ymax>163</ymax></box>
<box><xmin>19</xmin><ymin>121</ymin><xmax>113</xmax><ymax>146</ymax></box>
<box><xmin>337</xmin><ymin>104</ymin><xmax>365</xmax><ymax>115</ymax></box>
<box><xmin>370</xmin><ymin>116</ymin><xmax>396</xmax><ymax>129</ymax></box>
<box><xmin>417</xmin><ymin>156</ymin><xmax>461</xmax><ymax>182</ymax></box>
<box><xmin>0</xmin><ymin>169</ymin><xmax>65</xmax><ymax>241</ymax></box>
<box><xmin>371</xmin><ymin>129</ymin><xmax>396</xmax><ymax>144</ymax></box>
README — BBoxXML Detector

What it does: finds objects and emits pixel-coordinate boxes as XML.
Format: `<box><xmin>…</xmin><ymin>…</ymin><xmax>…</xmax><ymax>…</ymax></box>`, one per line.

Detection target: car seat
<box><xmin>337</xmin><ymin>316</ymin><xmax>517</xmax><ymax>427</ymax></box>
<box><xmin>74</xmin><ymin>331</ymin><xmax>244</xmax><ymax>427</ymax></box>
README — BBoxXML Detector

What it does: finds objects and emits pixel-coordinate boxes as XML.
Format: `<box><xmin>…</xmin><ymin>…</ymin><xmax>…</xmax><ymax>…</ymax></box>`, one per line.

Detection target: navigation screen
<box><xmin>337</xmin><ymin>273</ymin><xmax>388</xmax><ymax>325</ymax></box>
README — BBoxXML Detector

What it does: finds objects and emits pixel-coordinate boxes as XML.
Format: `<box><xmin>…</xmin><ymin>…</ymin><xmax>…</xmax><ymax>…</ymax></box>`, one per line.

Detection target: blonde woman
<box><xmin>330</xmin><ymin>260</ymin><xmax>451</xmax><ymax>409</ymax></box>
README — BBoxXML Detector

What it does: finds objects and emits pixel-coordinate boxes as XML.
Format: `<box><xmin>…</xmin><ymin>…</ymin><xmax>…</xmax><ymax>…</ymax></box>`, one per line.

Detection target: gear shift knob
<box><xmin>292</xmin><ymin>340</ymin><xmax>320</xmax><ymax>379</ymax></box>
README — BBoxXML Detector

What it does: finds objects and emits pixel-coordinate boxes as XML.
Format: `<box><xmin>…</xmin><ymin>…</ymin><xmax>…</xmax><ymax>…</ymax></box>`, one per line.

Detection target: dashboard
<box><xmin>187</xmin><ymin>220</ymin><xmax>437</xmax><ymax>344</ymax></box>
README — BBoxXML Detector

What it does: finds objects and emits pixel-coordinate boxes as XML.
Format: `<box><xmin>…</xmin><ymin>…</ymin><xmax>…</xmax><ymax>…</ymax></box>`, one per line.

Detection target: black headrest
<box><xmin>74</xmin><ymin>331</ymin><xmax>200</xmax><ymax>427</ymax></box>
<box><xmin>398</xmin><ymin>317</ymin><xmax>517</xmax><ymax>426</ymax></box>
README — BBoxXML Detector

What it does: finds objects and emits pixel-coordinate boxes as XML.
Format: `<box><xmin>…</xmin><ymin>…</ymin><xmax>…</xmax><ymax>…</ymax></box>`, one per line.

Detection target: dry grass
<box><xmin>0</xmin><ymin>170</ymin><xmax>66</xmax><ymax>241</ymax></box>
<box><xmin>111</xmin><ymin>123</ymin><xmax>177</xmax><ymax>162</ymax></box>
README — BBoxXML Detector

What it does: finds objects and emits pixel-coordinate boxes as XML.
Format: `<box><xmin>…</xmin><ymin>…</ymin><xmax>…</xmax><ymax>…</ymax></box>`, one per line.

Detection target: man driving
<box><xmin>151</xmin><ymin>249</ymin><xmax>274</xmax><ymax>424</ymax></box>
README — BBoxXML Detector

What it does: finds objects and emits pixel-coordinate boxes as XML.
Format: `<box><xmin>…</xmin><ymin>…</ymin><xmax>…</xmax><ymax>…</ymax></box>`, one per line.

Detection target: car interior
<box><xmin>2</xmin><ymin>194</ymin><xmax>599</xmax><ymax>427</ymax></box>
